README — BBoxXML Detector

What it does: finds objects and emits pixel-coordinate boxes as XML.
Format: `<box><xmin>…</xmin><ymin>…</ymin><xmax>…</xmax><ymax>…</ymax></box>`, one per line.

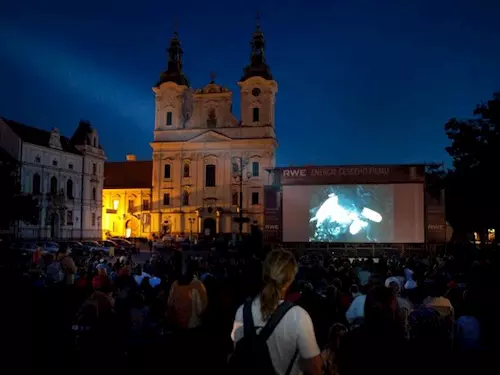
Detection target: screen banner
<box><xmin>276</xmin><ymin>165</ymin><xmax>425</xmax><ymax>185</ymax></box>
<box><xmin>263</xmin><ymin>186</ymin><xmax>282</xmax><ymax>242</ymax></box>
<box><xmin>426</xmin><ymin>189</ymin><xmax>447</xmax><ymax>243</ymax></box>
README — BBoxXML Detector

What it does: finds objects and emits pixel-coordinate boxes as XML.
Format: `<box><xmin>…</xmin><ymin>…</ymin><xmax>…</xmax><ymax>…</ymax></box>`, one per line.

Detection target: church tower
<box><xmin>152</xmin><ymin>29</ymin><xmax>189</xmax><ymax>135</ymax></box>
<box><xmin>238</xmin><ymin>16</ymin><xmax>278</xmax><ymax>129</ymax></box>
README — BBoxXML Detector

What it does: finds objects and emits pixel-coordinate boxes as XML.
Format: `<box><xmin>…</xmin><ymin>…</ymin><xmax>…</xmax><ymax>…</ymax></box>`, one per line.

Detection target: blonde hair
<box><xmin>260</xmin><ymin>249</ymin><xmax>298</xmax><ymax>321</ymax></box>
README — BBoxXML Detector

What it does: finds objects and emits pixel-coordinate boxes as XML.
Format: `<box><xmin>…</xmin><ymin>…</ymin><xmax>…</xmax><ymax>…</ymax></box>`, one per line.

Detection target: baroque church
<box><xmin>102</xmin><ymin>21</ymin><xmax>278</xmax><ymax>238</ymax></box>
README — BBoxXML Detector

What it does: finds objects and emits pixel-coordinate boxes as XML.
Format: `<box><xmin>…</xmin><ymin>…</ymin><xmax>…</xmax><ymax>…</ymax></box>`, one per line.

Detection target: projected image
<box><xmin>309</xmin><ymin>185</ymin><xmax>393</xmax><ymax>242</ymax></box>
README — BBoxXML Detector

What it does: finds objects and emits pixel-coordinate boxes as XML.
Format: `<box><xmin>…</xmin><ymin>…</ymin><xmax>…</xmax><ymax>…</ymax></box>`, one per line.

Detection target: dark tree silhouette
<box><xmin>0</xmin><ymin>159</ymin><xmax>39</xmax><ymax>231</ymax></box>
<box><xmin>444</xmin><ymin>92</ymin><xmax>500</xmax><ymax>237</ymax></box>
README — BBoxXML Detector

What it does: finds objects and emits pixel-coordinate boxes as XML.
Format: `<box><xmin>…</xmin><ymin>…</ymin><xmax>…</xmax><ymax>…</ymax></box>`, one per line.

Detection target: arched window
<box><xmin>183</xmin><ymin>162</ymin><xmax>190</xmax><ymax>178</ymax></box>
<box><xmin>66</xmin><ymin>179</ymin><xmax>73</xmax><ymax>199</ymax></box>
<box><xmin>33</xmin><ymin>173</ymin><xmax>41</xmax><ymax>194</ymax></box>
<box><xmin>50</xmin><ymin>176</ymin><xmax>58</xmax><ymax>195</ymax></box>
<box><xmin>182</xmin><ymin>191</ymin><xmax>189</xmax><ymax>206</ymax></box>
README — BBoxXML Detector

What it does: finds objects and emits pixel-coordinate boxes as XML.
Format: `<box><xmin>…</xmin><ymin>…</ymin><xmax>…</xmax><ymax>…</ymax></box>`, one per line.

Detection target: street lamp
<box><xmin>188</xmin><ymin>217</ymin><xmax>195</xmax><ymax>241</ymax></box>
<box><xmin>232</xmin><ymin>156</ymin><xmax>251</xmax><ymax>238</ymax></box>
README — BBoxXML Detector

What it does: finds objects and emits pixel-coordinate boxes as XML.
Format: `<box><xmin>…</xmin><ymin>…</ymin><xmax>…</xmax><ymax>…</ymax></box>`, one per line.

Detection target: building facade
<box><xmin>1</xmin><ymin>118</ymin><xmax>106</xmax><ymax>239</ymax></box>
<box><xmin>151</xmin><ymin>24</ymin><xmax>277</xmax><ymax>237</ymax></box>
<box><xmin>101</xmin><ymin>22</ymin><xmax>278</xmax><ymax>238</ymax></box>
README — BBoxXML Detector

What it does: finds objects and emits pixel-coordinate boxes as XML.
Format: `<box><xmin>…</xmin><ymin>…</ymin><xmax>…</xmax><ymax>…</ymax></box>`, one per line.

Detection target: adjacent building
<box><xmin>0</xmin><ymin>118</ymin><xmax>106</xmax><ymax>239</ymax></box>
<box><xmin>102</xmin><ymin>155</ymin><xmax>152</xmax><ymax>238</ymax></box>
<box><xmin>102</xmin><ymin>21</ymin><xmax>278</xmax><ymax>238</ymax></box>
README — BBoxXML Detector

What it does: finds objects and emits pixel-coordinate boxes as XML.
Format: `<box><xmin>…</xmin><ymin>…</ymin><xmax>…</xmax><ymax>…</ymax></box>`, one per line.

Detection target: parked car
<box><xmin>82</xmin><ymin>241</ymin><xmax>104</xmax><ymax>253</ymax></box>
<box><xmin>97</xmin><ymin>240</ymin><xmax>120</xmax><ymax>254</ymax></box>
<box><xmin>58</xmin><ymin>241</ymin><xmax>85</xmax><ymax>255</ymax></box>
<box><xmin>109</xmin><ymin>238</ymin><xmax>137</xmax><ymax>253</ymax></box>
<box><xmin>36</xmin><ymin>241</ymin><xmax>60</xmax><ymax>253</ymax></box>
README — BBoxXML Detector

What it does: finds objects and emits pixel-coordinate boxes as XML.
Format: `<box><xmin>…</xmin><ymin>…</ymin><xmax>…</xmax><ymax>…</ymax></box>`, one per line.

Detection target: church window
<box><xmin>182</xmin><ymin>191</ymin><xmax>190</xmax><ymax>206</ymax></box>
<box><xmin>206</xmin><ymin>109</ymin><xmax>217</xmax><ymax>128</ymax></box>
<box><xmin>252</xmin><ymin>192</ymin><xmax>260</xmax><ymax>205</ymax></box>
<box><xmin>205</xmin><ymin>164</ymin><xmax>216</xmax><ymax>187</ymax></box>
<box><xmin>163</xmin><ymin>193</ymin><xmax>170</xmax><ymax>206</ymax></box>
<box><xmin>66</xmin><ymin>179</ymin><xmax>73</xmax><ymax>199</ymax></box>
<box><xmin>142</xmin><ymin>199</ymin><xmax>150</xmax><ymax>211</ymax></box>
<box><xmin>52</xmin><ymin>159</ymin><xmax>58</xmax><ymax>167</ymax></box>
<box><xmin>33</xmin><ymin>173</ymin><xmax>41</xmax><ymax>194</ymax></box>
<box><xmin>252</xmin><ymin>161</ymin><xmax>259</xmax><ymax>177</ymax></box>
<box><xmin>183</xmin><ymin>162</ymin><xmax>190</xmax><ymax>177</ymax></box>
<box><xmin>91</xmin><ymin>213</ymin><xmax>96</xmax><ymax>226</ymax></box>
<box><xmin>232</xmin><ymin>162</ymin><xmax>239</xmax><ymax>173</ymax></box>
<box><xmin>92</xmin><ymin>163</ymin><xmax>97</xmax><ymax>175</ymax></box>
<box><xmin>35</xmin><ymin>156</ymin><xmax>41</xmax><ymax>163</ymax></box>
<box><xmin>92</xmin><ymin>187</ymin><xmax>96</xmax><ymax>201</ymax></box>
<box><xmin>50</xmin><ymin>176</ymin><xmax>58</xmax><ymax>195</ymax></box>
<box><xmin>252</xmin><ymin>107</ymin><xmax>260</xmax><ymax>122</ymax></box>
<box><xmin>67</xmin><ymin>211</ymin><xmax>73</xmax><ymax>225</ymax></box>
<box><xmin>166</xmin><ymin>111</ymin><xmax>173</xmax><ymax>126</ymax></box>
<box><xmin>164</xmin><ymin>164</ymin><xmax>171</xmax><ymax>179</ymax></box>
<box><xmin>232</xmin><ymin>191</ymin><xmax>238</xmax><ymax>206</ymax></box>
<box><xmin>68</xmin><ymin>163</ymin><xmax>73</xmax><ymax>170</ymax></box>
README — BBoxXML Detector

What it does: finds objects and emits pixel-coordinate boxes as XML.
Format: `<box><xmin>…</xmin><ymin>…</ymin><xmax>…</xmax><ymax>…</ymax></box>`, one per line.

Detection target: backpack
<box><xmin>46</xmin><ymin>259</ymin><xmax>65</xmax><ymax>283</ymax></box>
<box><xmin>228</xmin><ymin>299</ymin><xmax>299</xmax><ymax>375</ymax></box>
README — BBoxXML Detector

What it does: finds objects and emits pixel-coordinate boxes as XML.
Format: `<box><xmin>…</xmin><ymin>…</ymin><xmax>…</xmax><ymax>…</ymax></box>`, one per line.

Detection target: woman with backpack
<box><xmin>230</xmin><ymin>249</ymin><xmax>323</xmax><ymax>375</ymax></box>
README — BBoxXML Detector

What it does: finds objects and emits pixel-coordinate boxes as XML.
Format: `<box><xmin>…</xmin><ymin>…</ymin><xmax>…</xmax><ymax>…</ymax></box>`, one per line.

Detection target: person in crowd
<box><xmin>338</xmin><ymin>286</ymin><xmax>407</xmax><ymax>375</ymax></box>
<box><xmin>58</xmin><ymin>247</ymin><xmax>77</xmax><ymax>285</ymax></box>
<box><xmin>321</xmin><ymin>323</ymin><xmax>347</xmax><ymax>375</ymax></box>
<box><xmin>167</xmin><ymin>261</ymin><xmax>208</xmax><ymax>329</ymax></box>
<box><xmin>423</xmin><ymin>282</ymin><xmax>454</xmax><ymax>318</ymax></box>
<box><xmin>231</xmin><ymin>249</ymin><xmax>323</xmax><ymax>375</ymax></box>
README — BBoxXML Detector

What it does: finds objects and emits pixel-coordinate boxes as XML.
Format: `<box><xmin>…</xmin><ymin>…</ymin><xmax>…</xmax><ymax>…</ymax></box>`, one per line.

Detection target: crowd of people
<box><xmin>3</xmin><ymin>242</ymin><xmax>497</xmax><ymax>375</ymax></box>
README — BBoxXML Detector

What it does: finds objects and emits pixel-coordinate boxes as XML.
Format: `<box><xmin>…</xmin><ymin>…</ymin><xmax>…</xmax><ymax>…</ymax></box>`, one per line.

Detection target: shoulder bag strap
<box><xmin>258</xmin><ymin>301</ymin><xmax>295</xmax><ymax>341</ymax></box>
<box><xmin>243</xmin><ymin>298</ymin><xmax>256</xmax><ymax>338</ymax></box>
<box><xmin>285</xmin><ymin>349</ymin><xmax>299</xmax><ymax>375</ymax></box>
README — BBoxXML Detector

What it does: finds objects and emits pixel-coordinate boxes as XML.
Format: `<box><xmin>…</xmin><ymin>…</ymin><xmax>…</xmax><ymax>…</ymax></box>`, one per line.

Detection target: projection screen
<box><xmin>282</xmin><ymin>184</ymin><xmax>424</xmax><ymax>243</ymax></box>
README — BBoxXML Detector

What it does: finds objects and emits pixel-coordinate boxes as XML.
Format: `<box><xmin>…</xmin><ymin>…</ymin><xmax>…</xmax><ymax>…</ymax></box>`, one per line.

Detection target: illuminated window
<box><xmin>113</xmin><ymin>200</ymin><xmax>119</xmax><ymax>210</ymax></box>
<box><xmin>164</xmin><ymin>164</ymin><xmax>171</xmax><ymax>179</ymax></box>
<box><xmin>182</xmin><ymin>191</ymin><xmax>190</xmax><ymax>206</ymax></box>
<box><xmin>252</xmin><ymin>107</ymin><xmax>260</xmax><ymax>122</ymax></box>
<box><xmin>205</xmin><ymin>164</ymin><xmax>216</xmax><ymax>187</ymax></box>
<box><xmin>252</xmin><ymin>192</ymin><xmax>259</xmax><ymax>205</ymax></box>
<box><xmin>166</xmin><ymin>111</ymin><xmax>172</xmax><ymax>126</ymax></box>
<box><xmin>163</xmin><ymin>193</ymin><xmax>170</xmax><ymax>206</ymax></box>
<box><xmin>252</xmin><ymin>161</ymin><xmax>259</xmax><ymax>177</ymax></box>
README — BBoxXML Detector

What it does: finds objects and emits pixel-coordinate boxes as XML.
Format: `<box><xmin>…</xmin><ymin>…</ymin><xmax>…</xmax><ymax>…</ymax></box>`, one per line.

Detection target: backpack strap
<box><xmin>258</xmin><ymin>301</ymin><xmax>296</xmax><ymax>342</ymax></box>
<box><xmin>242</xmin><ymin>298</ymin><xmax>256</xmax><ymax>338</ymax></box>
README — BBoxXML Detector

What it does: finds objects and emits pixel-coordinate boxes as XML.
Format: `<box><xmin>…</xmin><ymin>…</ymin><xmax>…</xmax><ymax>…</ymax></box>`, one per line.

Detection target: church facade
<box><xmin>102</xmin><ymin>22</ymin><xmax>278</xmax><ymax>238</ymax></box>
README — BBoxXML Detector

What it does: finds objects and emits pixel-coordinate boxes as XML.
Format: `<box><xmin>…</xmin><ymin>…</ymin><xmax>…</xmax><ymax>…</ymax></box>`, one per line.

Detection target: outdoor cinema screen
<box><xmin>282</xmin><ymin>184</ymin><xmax>424</xmax><ymax>243</ymax></box>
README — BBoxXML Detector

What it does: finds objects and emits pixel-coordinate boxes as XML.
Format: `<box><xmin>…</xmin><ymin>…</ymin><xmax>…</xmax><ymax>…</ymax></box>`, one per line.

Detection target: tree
<box><xmin>0</xmin><ymin>158</ymin><xmax>39</xmax><ymax>232</ymax></box>
<box><xmin>444</xmin><ymin>92</ymin><xmax>500</xmax><ymax>236</ymax></box>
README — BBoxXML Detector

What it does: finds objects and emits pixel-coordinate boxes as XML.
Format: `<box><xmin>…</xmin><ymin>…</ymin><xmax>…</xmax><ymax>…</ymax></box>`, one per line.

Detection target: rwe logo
<box><xmin>265</xmin><ymin>224</ymin><xmax>280</xmax><ymax>230</ymax></box>
<box><xmin>283</xmin><ymin>169</ymin><xmax>307</xmax><ymax>177</ymax></box>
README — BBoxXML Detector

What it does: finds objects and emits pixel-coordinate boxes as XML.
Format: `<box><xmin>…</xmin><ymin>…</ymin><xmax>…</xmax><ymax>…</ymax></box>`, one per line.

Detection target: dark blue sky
<box><xmin>1</xmin><ymin>1</ymin><xmax>499</xmax><ymax>166</ymax></box>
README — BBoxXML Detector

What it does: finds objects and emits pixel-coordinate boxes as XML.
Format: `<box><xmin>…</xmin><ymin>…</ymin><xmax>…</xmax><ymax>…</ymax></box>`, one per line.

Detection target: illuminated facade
<box><xmin>101</xmin><ymin>156</ymin><xmax>152</xmax><ymax>238</ymax></box>
<box><xmin>150</xmin><ymin>24</ymin><xmax>277</xmax><ymax>237</ymax></box>
<box><xmin>102</xmin><ymin>22</ymin><xmax>278</xmax><ymax>238</ymax></box>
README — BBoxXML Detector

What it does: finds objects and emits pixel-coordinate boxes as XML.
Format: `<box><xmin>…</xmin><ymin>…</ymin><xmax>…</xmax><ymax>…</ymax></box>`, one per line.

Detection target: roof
<box><xmin>104</xmin><ymin>160</ymin><xmax>152</xmax><ymax>189</ymax></box>
<box><xmin>1</xmin><ymin>117</ymin><xmax>82</xmax><ymax>155</ymax></box>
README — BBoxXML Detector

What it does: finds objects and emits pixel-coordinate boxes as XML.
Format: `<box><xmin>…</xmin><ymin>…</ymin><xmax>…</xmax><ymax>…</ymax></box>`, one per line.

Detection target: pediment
<box><xmin>187</xmin><ymin>130</ymin><xmax>233</xmax><ymax>143</ymax></box>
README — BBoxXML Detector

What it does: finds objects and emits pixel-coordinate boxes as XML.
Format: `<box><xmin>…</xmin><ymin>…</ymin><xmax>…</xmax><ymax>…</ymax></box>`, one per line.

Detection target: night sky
<box><xmin>1</xmin><ymin>1</ymin><xmax>499</xmax><ymax>166</ymax></box>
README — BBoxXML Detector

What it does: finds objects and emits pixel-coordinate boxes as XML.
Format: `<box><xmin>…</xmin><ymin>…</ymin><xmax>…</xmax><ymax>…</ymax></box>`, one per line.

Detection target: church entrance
<box><xmin>50</xmin><ymin>213</ymin><xmax>60</xmax><ymax>239</ymax></box>
<box><xmin>125</xmin><ymin>218</ymin><xmax>139</xmax><ymax>238</ymax></box>
<box><xmin>203</xmin><ymin>218</ymin><xmax>217</xmax><ymax>238</ymax></box>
